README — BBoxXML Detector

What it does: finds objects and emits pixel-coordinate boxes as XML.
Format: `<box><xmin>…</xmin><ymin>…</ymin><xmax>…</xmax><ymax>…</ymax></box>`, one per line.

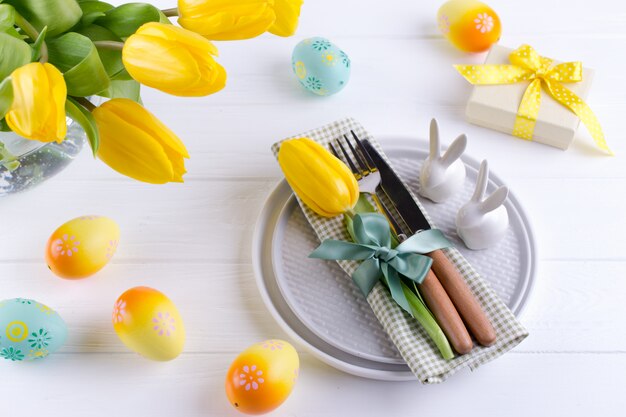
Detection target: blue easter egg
<box><xmin>0</xmin><ymin>298</ymin><xmax>68</xmax><ymax>361</ymax></box>
<box><xmin>292</xmin><ymin>37</ymin><xmax>351</xmax><ymax>96</ymax></box>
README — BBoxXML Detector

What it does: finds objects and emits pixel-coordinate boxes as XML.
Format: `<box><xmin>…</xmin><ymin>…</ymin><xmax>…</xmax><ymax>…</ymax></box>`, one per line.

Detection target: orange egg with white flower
<box><xmin>112</xmin><ymin>286</ymin><xmax>186</xmax><ymax>361</ymax></box>
<box><xmin>437</xmin><ymin>0</ymin><xmax>501</xmax><ymax>52</ymax></box>
<box><xmin>45</xmin><ymin>216</ymin><xmax>120</xmax><ymax>279</ymax></box>
<box><xmin>225</xmin><ymin>340</ymin><xmax>299</xmax><ymax>414</ymax></box>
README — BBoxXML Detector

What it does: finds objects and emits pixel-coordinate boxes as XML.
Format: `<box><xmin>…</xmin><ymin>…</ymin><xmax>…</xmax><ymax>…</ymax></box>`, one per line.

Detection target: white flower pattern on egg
<box><xmin>112</xmin><ymin>299</ymin><xmax>126</xmax><ymax>324</ymax></box>
<box><xmin>261</xmin><ymin>340</ymin><xmax>284</xmax><ymax>350</ymax></box>
<box><xmin>52</xmin><ymin>234</ymin><xmax>80</xmax><ymax>257</ymax></box>
<box><xmin>152</xmin><ymin>311</ymin><xmax>176</xmax><ymax>337</ymax></box>
<box><xmin>438</xmin><ymin>14</ymin><xmax>450</xmax><ymax>34</ymax></box>
<box><xmin>474</xmin><ymin>13</ymin><xmax>494</xmax><ymax>33</ymax></box>
<box><xmin>239</xmin><ymin>365</ymin><xmax>265</xmax><ymax>391</ymax></box>
<box><xmin>105</xmin><ymin>239</ymin><xmax>119</xmax><ymax>259</ymax></box>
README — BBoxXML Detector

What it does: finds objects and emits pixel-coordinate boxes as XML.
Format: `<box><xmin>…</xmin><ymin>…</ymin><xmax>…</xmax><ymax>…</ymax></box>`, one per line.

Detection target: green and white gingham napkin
<box><xmin>271</xmin><ymin>117</ymin><xmax>528</xmax><ymax>384</ymax></box>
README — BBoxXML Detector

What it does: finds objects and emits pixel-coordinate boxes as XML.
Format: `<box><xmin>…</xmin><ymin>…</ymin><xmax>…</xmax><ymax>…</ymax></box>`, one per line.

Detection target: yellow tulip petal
<box><xmin>122</xmin><ymin>22</ymin><xmax>225</xmax><ymax>97</ymax></box>
<box><xmin>6</xmin><ymin>62</ymin><xmax>67</xmax><ymax>143</ymax></box>
<box><xmin>100</xmin><ymin>99</ymin><xmax>189</xmax><ymax>159</ymax></box>
<box><xmin>162</xmin><ymin>146</ymin><xmax>187</xmax><ymax>182</ymax></box>
<box><xmin>278</xmin><ymin>138</ymin><xmax>359</xmax><ymax>218</ymax></box>
<box><xmin>268</xmin><ymin>0</ymin><xmax>303</xmax><ymax>37</ymax></box>
<box><xmin>123</xmin><ymin>35</ymin><xmax>203</xmax><ymax>93</ymax></box>
<box><xmin>178</xmin><ymin>0</ymin><xmax>276</xmax><ymax>40</ymax></box>
<box><xmin>43</xmin><ymin>63</ymin><xmax>68</xmax><ymax>143</ymax></box>
<box><xmin>137</xmin><ymin>22</ymin><xmax>219</xmax><ymax>56</ymax></box>
<box><xmin>179</xmin><ymin>61</ymin><xmax>227</xmax><ymax>96</ymax></box>
<box><xmin>94</xmin><ymin>102</ymin><xmax>175</xmax><ymax>184</ymax></box>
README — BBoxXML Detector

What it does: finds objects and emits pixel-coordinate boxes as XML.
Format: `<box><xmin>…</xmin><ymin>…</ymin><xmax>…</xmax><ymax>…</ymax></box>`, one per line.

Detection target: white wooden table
<box><xmin>2</xmin><ymin>0</ymin><xmax>626</xmax><ymax>415</ymax></box>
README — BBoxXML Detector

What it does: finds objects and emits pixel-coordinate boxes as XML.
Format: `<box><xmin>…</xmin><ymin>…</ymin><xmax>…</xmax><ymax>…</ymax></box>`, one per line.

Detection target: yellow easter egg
<box><xmin>112</xmin><ymin>287</ymin><xmax>185</xmax><ymax>361</ymax></box>
<box><xmin>225</xmin><ymin>340</ymin><xmax>299</xmax><ymax>415</ymax></box>
<box><xmin>45</xmin><ymin>215</ymin><xmax>120</xmax><ymax>279</ymax></box>
<box><xmin>437</xmin><ymin>0</ymin><xmax>501</xmax><ymax>52</ymax></box>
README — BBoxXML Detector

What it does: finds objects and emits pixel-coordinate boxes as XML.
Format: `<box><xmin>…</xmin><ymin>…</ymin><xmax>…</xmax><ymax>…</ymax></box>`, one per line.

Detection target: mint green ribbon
<box><xmin>309</xmin><ymin>213</ymin><xmax>451</xmax><ymax>316</ymax></box>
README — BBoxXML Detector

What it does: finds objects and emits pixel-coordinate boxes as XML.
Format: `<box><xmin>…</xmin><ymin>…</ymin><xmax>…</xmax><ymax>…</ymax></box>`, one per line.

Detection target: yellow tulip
<box><xmin>122</xmin><ymin>22</ymin><xmax>226</xmax><ymax>97</ymax></box>
<box><xmin>268</xmin><ymin>0</ymin><xmax>303</xmax><ymax>37</ymax></box>
<box><xmin>177</xmin><ymin>0</ymin><xmax>276</xmax><ymax>40</ymax></box>
<box><xmin>5</xmin><ymin>62</ymin><xmax>67</xmax><ymax>143</ymax></box>
<box><xmin>278</xmin><ymin>138</ymin><xmax>359</xmax><ymax>217</ymax></box>
<box><xmin>93</xmin><ymin>98</ymin><xmax>189</xmax><ymax>184</ymax></box>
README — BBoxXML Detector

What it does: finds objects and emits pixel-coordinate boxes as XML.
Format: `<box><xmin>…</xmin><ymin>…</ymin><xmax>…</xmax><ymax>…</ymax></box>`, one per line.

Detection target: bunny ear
<box><xmin>480</xmin><ymin>186</ymin><xmax>509</xmax><ymax>214</ymax></box>
<box><xmin>429</xmin><ymin>118</ymin><xmax>441</xmax><ymax>159</ymax></box>
<box><xmin>440</xmin><ymin>134</ymin><xmax>467</xmax><ymax>169</ymax></box>
<box><xmin>471</xmin><ymin>160</ymin><xmax>489</xmax><ymax>202</ymax></box>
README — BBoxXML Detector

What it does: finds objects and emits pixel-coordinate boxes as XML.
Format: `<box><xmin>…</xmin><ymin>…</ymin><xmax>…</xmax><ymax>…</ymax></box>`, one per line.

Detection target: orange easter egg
<box><xmin>113</xmin><ymin>287</ymin><xmax>186</xmax><ymax>361</ymax></box>
<box><xmin>45</xmin><ymin>215</ymin><xmax>120</xmax><ymax>279</ymax></box>
<box><xmin>225</xmin><ymin>340</ymin><xmax>299</xmax><ymax>414</ymax></box>
<box><xmin>437</xmin><ymin>0</ymin><xmax>501</xmax><ymax>52</ymax></box>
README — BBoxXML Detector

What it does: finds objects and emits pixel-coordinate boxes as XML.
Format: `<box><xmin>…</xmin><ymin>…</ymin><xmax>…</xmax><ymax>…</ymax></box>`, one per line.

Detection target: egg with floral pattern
<box><xmin>45</xmin><ymin>215</ymin><xmax>120</xmax><ymax>279</ymax></box>
<box><xmin>112</xmin><ymin>287</ymin><xmax>185</xmax><ymax>361</ymax></box>
<box><xmin>292</xmin><ymin>37</ymin><xmax>351</xmax><ymax>96</ymax></box>
<box><xmin>0</xmin><ymin>298</ymin><xmax>68</xmax><ymax>362</ymax></box>
<box><xmin>437</xmin><ymin>0</ymin><xmax>501</xmax><ymax>52</ymax></box>
<box><xmin>225</xmin><ymin>339</ymin><xmax>299</xmax><ymax>414</ymax></box>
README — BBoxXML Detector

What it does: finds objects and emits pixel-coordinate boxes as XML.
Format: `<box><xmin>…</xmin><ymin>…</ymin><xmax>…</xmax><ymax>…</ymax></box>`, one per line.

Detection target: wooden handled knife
<box><xmin>360</xmin><ymin>139</ymin><xmax>496</xmax><ymax>347</ymax></box>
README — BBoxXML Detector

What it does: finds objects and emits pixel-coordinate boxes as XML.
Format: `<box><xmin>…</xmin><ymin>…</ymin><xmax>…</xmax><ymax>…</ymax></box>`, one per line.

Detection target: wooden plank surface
<box><xmin>2</xmin><ymin>0</ymin><xmax>625</xmax><ymax>415</ymax></box>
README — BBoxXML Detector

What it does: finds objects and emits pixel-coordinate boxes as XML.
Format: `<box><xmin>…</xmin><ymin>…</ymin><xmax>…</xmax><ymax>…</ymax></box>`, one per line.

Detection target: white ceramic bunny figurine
<box><xmin>419</xmin><ymin>119</ymin><xmax>467</xmax><ymax>203</ymax></box>
<box><xmin>456</xmin><ymin>160</ymin><xmax>509</xmax><ymax>250</ymax></box>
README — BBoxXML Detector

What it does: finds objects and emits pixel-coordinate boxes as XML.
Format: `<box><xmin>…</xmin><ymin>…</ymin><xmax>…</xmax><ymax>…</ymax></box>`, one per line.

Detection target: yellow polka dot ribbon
<box><xmin>454</xmin><ymin>45</ymin><xmax>612</xmax><ymax>154</ymax></box>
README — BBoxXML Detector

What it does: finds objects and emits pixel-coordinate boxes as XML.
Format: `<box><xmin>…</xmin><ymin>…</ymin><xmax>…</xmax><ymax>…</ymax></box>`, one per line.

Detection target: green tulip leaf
<box><xmin>0</xmin><ymin>5</ymin><xmax>23</xmax><ymax>39</ymax></box>
<box><xmin>76</xmin><ymin>24</ymin><xmax>127</xmax><ymax>79</ymax></box>
<box><xmin>95</xmin><ymin>3</ymin><xmax>161</xmax><ymax>38</ymax></box>
<box><xmin>0</xmin><ymin>77</ymin><xmax>14</xmax><ymax>120</ymax></box>
<box><xmin>98</xmin><ymin>79</ymin><xmax>141</xmax><ymax>103</ymax></box>
<box><xmin>66</xmin><ymin>96</ymin><xmax>99</xmax><ymax>156</ymax></box>
<box><xmin>5</xmin><ymin>0</ymin><xmax>82</xmax><ymax>37</ymax></box>
<box><xmin>47</xmin><ymin>32</ymin><xmax>111</xmax><ymax>97</ymax></box>
<box><xmin>158</xmin><ymin>10</ymin><xmax>173</xmax><ymax>25</ymax></box>
<box><xmin>0</xmin><ymin>33</ymin><xmax>31</xmax><ymax>80</ymax></box>
<box><xmin>30</xmin><ymin>25</ymin><xmax>47</xmax><ymax>61</ymax></box>
<box><xmin>0</xmin><ymin>4</ymin><xmax>16</xmax><ymax>31</ymax></box>
<box><xmin>77</xmin><ymin>1</ymin><xmax>114</xmax><ymax>27</ymax></box>
<box><xmin>0</xmin><ymin>118</ymin><xmax>11</xmax><ymax>132</ymax></box>
<box><xmin>111</xmin><ymin>68</ymin><xmax>132</xmax><ymax>81</ymax></box>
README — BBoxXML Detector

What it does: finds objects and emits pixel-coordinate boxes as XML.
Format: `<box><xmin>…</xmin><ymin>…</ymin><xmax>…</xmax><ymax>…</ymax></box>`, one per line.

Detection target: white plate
<box><xmin>252</xmin><ymin>137</ymin><xmax>537</xmax><ymax>381</ymax></box>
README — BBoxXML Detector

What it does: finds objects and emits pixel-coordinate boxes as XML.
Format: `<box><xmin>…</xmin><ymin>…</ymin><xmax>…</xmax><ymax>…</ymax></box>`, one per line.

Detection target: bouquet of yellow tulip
<box><xmin>0</xmin><ymin>0</ymin><xmax>303</xmax><ymax>183</ymax></box>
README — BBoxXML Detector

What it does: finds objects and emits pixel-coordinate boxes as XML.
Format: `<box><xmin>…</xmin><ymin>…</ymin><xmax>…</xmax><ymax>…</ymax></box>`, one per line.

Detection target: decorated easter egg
<box><xmin>0</xmin><ymin>298</ymin><xmax>68</xmax><ymax>361</ymax></box>
<box><xmin>225</xmin><ymin>339</ymin><xmax>299</xmax><ymax>415</ymax></box>
<box><xmin>112</xmin><ymin>287</ymin><xmax>185</xmax><ymax>361</ymax></box>
<box><xmin>437</xmin><ymin>0</ymin><xmax>501</xmax><ymax>52</ymax></box>
<box><xmin>46</xmin><ymin>215</ymin><xmax>120</xmax><ymax>279</ymax></box>
<box><xmin>292</xmin><ymin>37</ymin><xmax>350</xmax><ymax>96</ymax></box>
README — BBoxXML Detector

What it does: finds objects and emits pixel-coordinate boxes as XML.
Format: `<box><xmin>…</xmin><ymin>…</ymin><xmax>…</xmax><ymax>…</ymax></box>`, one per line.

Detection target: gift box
<box><xmin>458</xmin><ymin>44</ymin><xmax>603</xmax><ymax>151</ymax></box>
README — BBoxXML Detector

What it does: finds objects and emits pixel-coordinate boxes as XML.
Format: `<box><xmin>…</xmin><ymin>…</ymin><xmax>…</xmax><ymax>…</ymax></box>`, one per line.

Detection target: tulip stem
<box><xmin>161</xmin><ymin>8</ymin><xmax>179</xmax><ymax>17</ymax></box>
<box><xmin>14</xmin><ymin>13</ymin><xmax>48</xmax><ymax>63</ymax></box>
<box><xmin>93</xmin><ymin>41</ymin><xmax>125</xmax><ymax>51</ymax></box>
<box><xmin>73</xmin><ymin>96</ymin><xmax>96</xmax><ymax>112</ymax></box>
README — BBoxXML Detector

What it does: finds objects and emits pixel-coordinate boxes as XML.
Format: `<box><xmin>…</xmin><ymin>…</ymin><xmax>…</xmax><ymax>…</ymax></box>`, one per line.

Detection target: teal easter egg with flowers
<box><xmin>292</xmin><ymin>37</ymin><xmax>351</xmax><ymax>96</ymax></box>
<box><xmin>0</xmin><ymin>298</ymin><xmax>68</xmax><ymax>361</ymax></box>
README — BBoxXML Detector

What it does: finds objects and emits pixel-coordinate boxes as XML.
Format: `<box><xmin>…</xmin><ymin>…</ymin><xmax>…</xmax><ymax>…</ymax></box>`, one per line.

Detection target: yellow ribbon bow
<box><xmin>455</xmin><ymin>45</ymin><xmax>611</xmax><ymax>154</ymax></box>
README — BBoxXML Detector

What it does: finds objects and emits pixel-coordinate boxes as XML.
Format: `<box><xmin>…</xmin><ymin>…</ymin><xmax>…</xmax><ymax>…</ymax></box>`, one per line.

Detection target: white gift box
<box><xmin>465</xmin><ymin>45</ymin><xmax>595</xmax><ymax>150</ymax></box>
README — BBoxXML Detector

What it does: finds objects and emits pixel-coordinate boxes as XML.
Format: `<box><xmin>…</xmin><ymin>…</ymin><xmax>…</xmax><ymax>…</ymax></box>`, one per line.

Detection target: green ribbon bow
<box><xmin>309</xmin><ymin>213</ymin><xmax>451</xmax><ymax>316</ymax></box>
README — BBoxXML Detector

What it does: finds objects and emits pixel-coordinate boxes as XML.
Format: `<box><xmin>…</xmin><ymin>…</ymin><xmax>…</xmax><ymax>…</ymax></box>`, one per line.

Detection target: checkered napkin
<box><xmin>271</xmin><ymin>117</ymin><xmax>528</xmax><ymax>383</ymax></box>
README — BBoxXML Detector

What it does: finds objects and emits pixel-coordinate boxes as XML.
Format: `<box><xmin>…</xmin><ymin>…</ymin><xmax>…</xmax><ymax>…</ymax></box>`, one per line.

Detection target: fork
<box><xmin>329</xmin><ymin>132</ymin><xmax>403</xmax><ymax>235</ymax></box>
<box><xmin>331</xmin><ymin>131</ymin><xmax>474</xmax><ymax>355</ymax></box>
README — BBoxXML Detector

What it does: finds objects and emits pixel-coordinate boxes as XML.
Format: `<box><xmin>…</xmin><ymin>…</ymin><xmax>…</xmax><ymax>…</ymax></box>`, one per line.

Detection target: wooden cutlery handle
<box><xmin>420</xmin><ymin>270</ymin><xmax>473</xmax><ymax>354</ymax></box>
<box><xmin>427</xmin><ymin>249</ymin><xmax>497</xmax><ymax>346</ymax></box>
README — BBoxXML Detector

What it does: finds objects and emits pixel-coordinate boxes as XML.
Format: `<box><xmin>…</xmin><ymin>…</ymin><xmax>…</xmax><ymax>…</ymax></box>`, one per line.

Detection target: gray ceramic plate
<box><xmin>252</xmin><ymin>137</ymin><xmax>536</xmax><ymax>380</ymax></box>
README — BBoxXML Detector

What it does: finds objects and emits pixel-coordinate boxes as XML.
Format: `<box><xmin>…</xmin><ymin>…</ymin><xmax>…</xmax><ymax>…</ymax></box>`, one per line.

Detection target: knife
<box><xmin>361</xmin><ymin>139</ymin><xmax>497</xmax><ymax>347</ymax></box>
